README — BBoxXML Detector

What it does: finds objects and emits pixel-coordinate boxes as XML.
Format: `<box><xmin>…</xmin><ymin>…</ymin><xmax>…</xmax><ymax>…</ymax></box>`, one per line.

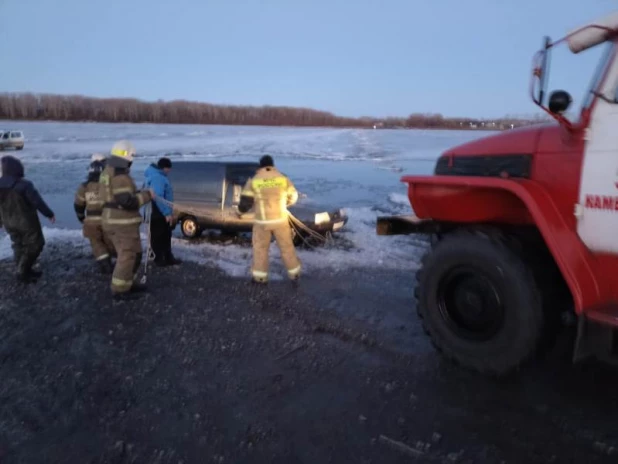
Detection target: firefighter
<box><xmin>237</xmin><ymin>155</ymin><xmax>301</xmax><ymax>284</ymax></box>
<box><xmin>74</xmin><ymin>153</ymin><xmax>116</xmax><ymax>274</ymax></box>
<box><xmin>0</xmin><ymin>155</ymin><xmax>55</xmax><ymax>283</ymax></box>
<box><xmin>99</xmin><ymin>140</ymin><xmax>154</xmax><ymax>301</ymax></box>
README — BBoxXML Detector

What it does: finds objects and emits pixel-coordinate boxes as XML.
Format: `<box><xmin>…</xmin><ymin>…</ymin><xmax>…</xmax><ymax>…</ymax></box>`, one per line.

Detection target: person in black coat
<box><xmin>0</xmin><ymin>155</ymin><xmax>55</xmax><ymax>283</ymax></box>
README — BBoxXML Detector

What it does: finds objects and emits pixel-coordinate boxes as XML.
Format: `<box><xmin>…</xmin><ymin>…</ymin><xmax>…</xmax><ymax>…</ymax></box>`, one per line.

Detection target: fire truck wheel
<box><xmin>415</xmin><ymin>230</ymin><xmax>545</xmax><ymax>377</ymax></box>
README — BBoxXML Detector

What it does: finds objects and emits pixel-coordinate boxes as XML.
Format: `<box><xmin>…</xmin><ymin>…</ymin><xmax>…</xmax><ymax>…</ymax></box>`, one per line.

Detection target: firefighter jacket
<box><xmin>74</xmin><ymin>174</ymin><xmax>105</xmax><ymax>224</ymax></box>
<box><xmin>239</xmin><ymin>166</ymin><xmax>298</xmax><ymax>224</ymax></box>
<box><xmin>98</xmin><ymin>162</ymin><xmax>152</xmax><ymax>227</ymax></box>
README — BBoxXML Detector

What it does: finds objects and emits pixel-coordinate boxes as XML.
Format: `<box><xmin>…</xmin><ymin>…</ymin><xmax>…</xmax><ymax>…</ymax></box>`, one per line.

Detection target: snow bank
<box><xmin>169</xmin><ymin>205</ymin><xmax>428</xmax><ymax>280</ymax></box>
<box><xmin>388</xmin><ymin>192</ymin><xmax>410</xmax><ymax>207</ymax></box>
<box><xmin>1</xmin><ymin>197</ymin><xmax>426</xmax><ymax>281</ymax></box>
<box><xmin>0</xmin><ymin>227</ymin><xmax>86</xmax><ymax>261</ymax></box>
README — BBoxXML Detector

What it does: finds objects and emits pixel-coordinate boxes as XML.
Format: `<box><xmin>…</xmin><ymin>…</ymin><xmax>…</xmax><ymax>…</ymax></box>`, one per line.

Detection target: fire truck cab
<box><xmin>377</xmin><ymin>11</ymin><xmax>618</xmax><ymax>376</ymax></box>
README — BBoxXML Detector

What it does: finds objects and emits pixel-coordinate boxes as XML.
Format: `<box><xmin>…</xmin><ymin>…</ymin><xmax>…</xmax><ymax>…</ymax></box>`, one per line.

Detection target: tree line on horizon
<box><xmin>0</xmin><ymin>92</ymin><xmax>542</xmax><ymax>130</ymax></box>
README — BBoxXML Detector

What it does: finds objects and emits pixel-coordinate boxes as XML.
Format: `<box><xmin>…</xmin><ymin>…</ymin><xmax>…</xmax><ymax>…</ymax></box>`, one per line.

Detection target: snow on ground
<box><xmin>0</xmin><ymin>227</ymin><xmax>86</xmax><ymax>261</ymax></box>
<box><xmin>170</xmin><ymin>205</ymin><xmax>429</xmax><ymax>280</ymax></box>
<box><xmin>0</xmin><ymin>121</ymin><xmax>493</xmax><ymax>278</ymax></box>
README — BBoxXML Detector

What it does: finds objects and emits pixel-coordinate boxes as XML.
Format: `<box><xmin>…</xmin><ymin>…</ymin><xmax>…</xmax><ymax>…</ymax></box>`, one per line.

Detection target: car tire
<box><xmin>415</xmin><ymin>229</ymin><xmax>544</xmax><ymax>377</ymax></box>
<box><xmin>180</xmin><ymin>216</ymin><xmax>201</xmax><ymax>239</ymax></box>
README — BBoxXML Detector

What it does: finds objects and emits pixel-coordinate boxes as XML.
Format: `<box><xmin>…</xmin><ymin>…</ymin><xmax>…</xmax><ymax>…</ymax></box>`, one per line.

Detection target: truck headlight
<box><xmin>314</xmin><ymin>212</ymin><xmax>330</xmax><ymax>225</ymax></box>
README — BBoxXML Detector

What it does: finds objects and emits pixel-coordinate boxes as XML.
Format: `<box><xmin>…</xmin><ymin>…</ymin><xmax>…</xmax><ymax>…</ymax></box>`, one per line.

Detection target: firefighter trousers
<box><xmin>251</xmin><ymin>221</ymin><xmax>301</xmax><ymax>282</ymax></box>
<box><xmin>83</xmin><ymin>220</ymin><xmax>115</xmax><ymax>261</ymax></box>
<box><xmin>102</xmin><ymin>223</ymin><xmax>143</xmax><ymax>294</ymax></box>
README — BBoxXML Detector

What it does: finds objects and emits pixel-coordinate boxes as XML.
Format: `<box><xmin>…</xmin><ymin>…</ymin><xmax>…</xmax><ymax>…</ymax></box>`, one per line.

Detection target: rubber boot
<box><xmin>16</xmin><ymin>271</ymin><xmax>38</xmax><ymax>284</ymax></box>
<box><xmin>98</xmin><ymin>257</ymin><xmax>113</xmax><ymax>275</ymax></box>
<box><xmin>28</xmin><ymin>269</ymin><xmax>43</xmax><ymax>279</ymax></box>
<box><xmin>130</xmin><ymin>282</ymin><xmax>148</xmax><ymax>293</ymax></box>
<box><xmin>113</xmin><ymin>291</ymin><xmax>141</xmax><ymax>301</ymax></box>
<box><xmin>16</xmin><ymin>254</ymin><xmax>39</xmax><ymax>284</ymax></box>
<box><xmin>28</xmin><ymin>265</ymin><xmax>43</xmax><ymax>279</ymax></box>
<box><xmin>166</xmin><ymin>255</ymin><xmax>183</xmax><ymax>266</ymax></box>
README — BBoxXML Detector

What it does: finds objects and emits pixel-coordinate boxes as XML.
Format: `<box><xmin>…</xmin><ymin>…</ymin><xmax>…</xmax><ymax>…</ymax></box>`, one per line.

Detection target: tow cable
<box><xmin>140</xmin><ymin>203</ymin><xmax>155</xmax><ymax>284</ymax></box>
<box><xmin>138</xmin><ymin>196</ymin><xmax>333</xmax><ymax>284</ymax></box>
<box><xmin>154</xmin><ymin>197</ymin><xmax>331</xmax><ymax>248</ymax></box>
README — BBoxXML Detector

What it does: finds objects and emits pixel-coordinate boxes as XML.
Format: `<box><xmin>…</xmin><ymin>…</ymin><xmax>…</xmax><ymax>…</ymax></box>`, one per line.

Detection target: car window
<box><xmin>2</xmin><ymin>133</ymin><xmax>8</xmax><ymax>139</ymax></box>
<box><xmin>170</xmin><ymin>164</ymin><xmax>225</xmax><ymax>200</ymax></box>
<box><xmin>10</xmin><ymin>132</ymin><xmax>21</xmax><ymax>138</ymax></box>
<box><xmin>226</xmin><ymin>165</ymin><xmax>258</xmax><ymax>185</ymax></box>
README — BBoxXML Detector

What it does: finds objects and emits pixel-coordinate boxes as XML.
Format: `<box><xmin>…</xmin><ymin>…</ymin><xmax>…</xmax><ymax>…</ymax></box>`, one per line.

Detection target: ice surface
<box><xmin>0</xmin><ymin>121</ymin><xmax>493</xmax><ymax>278</ymax></box>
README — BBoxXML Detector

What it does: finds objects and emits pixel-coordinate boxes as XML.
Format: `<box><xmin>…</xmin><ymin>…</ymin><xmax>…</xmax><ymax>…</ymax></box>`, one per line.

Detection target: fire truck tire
<box><xmin>415</xmin><ymin>230</ymin><xmax>544</xmax><ymax>376</ymax></box>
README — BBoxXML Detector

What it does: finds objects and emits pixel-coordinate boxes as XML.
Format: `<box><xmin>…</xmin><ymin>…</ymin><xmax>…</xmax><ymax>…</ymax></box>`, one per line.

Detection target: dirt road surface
<box><xmin>1</xmin><ymin>242</ymin><xmax>618</xmax><ymax>463</ymax></box>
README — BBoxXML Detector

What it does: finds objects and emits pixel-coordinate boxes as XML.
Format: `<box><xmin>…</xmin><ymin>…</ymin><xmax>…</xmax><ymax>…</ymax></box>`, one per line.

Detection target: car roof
<box><xmin>168</xmin><ymin>160</ymin><xmax>260</xmax><ymax>181</ymax></box>
<box><xmin>170</xmin><ymin>160</ymin><xmax>259</xmax><ymax>177</ymax></box>
<box><xmin>171</xmin><ymin>160</ymin><xmax>259</xmax><ymax>168</ymax></box>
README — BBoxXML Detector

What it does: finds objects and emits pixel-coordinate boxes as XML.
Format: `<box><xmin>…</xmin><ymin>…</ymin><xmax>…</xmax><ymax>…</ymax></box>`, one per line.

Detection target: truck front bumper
<box><xmin>376</xmin><ymin>214</ymin><xmax>436</xmax><ymax>236</ymax></box>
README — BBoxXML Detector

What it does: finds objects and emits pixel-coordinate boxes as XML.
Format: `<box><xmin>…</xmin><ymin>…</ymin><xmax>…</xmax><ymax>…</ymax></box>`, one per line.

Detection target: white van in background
<box><xmin>0</xmin><ymin>130</ymin><xmax>25</xmax><ymax>150</ymax></box>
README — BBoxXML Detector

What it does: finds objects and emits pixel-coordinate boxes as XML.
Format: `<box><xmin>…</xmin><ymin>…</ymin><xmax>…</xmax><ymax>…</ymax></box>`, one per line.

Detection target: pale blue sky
<box><xmin>0</xmin><ymin>0</ymin><xmax>616</xmax><ymax>119</ymax></box>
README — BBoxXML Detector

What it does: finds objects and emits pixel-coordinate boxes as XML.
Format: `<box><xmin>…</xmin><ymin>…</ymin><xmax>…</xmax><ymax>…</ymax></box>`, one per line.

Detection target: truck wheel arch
<box><xmin>404</xmin><ymin>176</ymin><xmax>601</xmax><ymax>314</ymax></box>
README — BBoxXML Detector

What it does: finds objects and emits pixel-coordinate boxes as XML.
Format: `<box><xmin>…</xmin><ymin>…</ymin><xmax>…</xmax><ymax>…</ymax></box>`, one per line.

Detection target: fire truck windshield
<box><xmin>545</xmin><ymin>40</ymin><xmax>613</xmax><ymax>124</ymax></box>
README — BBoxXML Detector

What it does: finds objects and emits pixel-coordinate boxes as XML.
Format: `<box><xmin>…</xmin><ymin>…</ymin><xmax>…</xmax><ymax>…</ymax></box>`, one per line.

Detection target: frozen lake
<box><xmin>0</xmin><ymin>121</ymin><xmax>493</xmax><ymax>277</ymax></box>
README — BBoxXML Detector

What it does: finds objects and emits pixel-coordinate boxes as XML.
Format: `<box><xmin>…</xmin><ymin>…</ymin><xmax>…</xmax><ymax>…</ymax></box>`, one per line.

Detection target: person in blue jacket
<box><xmin>143</xmin><ymin>157</ymin><xmax>182</xmax><ymax>266</ymax></box>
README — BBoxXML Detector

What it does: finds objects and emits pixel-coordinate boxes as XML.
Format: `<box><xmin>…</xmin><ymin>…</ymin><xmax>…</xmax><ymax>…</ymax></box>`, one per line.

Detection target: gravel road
<box><xmin>1</xmin><ymin>242</ymin><xmax>618</xmax><ymax>464</ymax></box>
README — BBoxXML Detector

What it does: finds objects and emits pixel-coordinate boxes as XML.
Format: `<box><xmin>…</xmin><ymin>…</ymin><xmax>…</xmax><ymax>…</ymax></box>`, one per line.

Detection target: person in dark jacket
<box><xmin>0</xmin><ymin>155</ymin><xmax>55</xmax><ymax>283</ymax></box>
<box><xmin>143</xmin><ymin>157</ymin><xmax>182</xmax><ymax>266</ymax></box>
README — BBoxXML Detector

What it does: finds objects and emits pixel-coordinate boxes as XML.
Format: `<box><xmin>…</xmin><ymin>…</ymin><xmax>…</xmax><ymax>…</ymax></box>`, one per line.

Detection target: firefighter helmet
<box><xmin>91</xmin><ymin>153</ymin><xmax>106</xmax><ymax>163</ymax></box>
<box><xmin>110</xmin><ymin>140</ymin><xmax>136</xmax><ymax>162</ymax></box>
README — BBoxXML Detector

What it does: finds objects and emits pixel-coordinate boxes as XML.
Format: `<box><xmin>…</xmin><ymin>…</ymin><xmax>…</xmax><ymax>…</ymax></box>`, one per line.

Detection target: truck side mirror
<box><xmin>548</xmin><ymin>90</ymin><xmax>572</xmax><ymax>114</ymax></box>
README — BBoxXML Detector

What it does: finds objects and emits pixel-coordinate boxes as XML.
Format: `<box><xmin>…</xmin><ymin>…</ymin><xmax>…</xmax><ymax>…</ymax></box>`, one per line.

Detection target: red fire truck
<box><xmin>378</xmin><ymin>12</ymin><xmax>618</xmax><ymax>376</ymax></box>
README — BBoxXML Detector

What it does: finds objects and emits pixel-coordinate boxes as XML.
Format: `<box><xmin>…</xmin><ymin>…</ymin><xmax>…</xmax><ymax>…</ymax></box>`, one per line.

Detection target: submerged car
<box><xmin>0</xmin><ymin>130</ymin><xmax>25</xmax><ymax>150</ymax></box>
<box><xmin>165</xmin><ymin>160</ymin><xmax>348</xmax><ymax>244</ymax></box>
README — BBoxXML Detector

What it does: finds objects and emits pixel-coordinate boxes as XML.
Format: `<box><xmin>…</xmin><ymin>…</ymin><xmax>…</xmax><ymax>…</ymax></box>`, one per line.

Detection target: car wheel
<box><xmin>181</xmin><ymin>216</ymin><xmax>201</xmax><ymax>238</ymax></box>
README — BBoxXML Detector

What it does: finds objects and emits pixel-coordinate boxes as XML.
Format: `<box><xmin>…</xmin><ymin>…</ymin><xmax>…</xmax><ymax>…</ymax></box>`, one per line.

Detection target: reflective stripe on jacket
<box><xmin>74</xmin><ymin>181</ymin><xmax>105</xmax><ymax>223</ymax></box>
<box><xmin>241</xmin><ymin>166</ymin><xmax>298</xmax><ymax>223</ymax></box>
<box><xmin>99</xmin><ymin>165</ymin><xmax>151</xmax><ymax>226</ymax></box>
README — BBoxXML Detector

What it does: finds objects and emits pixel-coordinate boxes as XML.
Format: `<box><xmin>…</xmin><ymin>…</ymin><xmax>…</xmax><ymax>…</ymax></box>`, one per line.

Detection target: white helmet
<box><xmin>110</xmin><ymin>140</ymin><xmax>136</xmax><ymax>162</ymax></box>
<box><xmin>91</xmin><ymin>153</ymin><xmax>106</xmax><ymax>163</ymax></box>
